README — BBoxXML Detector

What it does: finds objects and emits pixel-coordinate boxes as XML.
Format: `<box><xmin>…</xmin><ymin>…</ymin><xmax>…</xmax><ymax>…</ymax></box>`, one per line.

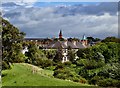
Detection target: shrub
<box><xmin>54</xmin><ymin>63</ymin><xmax>65</xmax><ymax>70</ymax></box>
<box><xmin>55</xmin><ymin>73</ymin><xmax>66</xmax><ymax>79</ymax></box>
<box><xmin>2</xmin><ymin>61</ymin><xmax>11</xmax><ymax>70</ymax></box>
<box><xmin>41</xmin><ymin>59</ymin><xmax>53</xmax><ymax>69</ymax></box>
<box><xmin>43</xmin><ymin>50</ymin><xmax>56</xmax><ymax>59</ymax></box>
<box><xmin>76</xmin><ymin>59</ymin><xmax>86</xmax><ymax>66</ymax></box>
<box><xmin>79</xmin><ymin>77</ymin><xmax>88</xmax><ymax>84</ymax></box>
<box><xmin>72</xmin><ymin>77</ymin><xmax>80</xmax><ymax>82</ymax></box>
<box><xmin>112</xmin><ymin>80</ymin><xmax>120</xmax><ymax>87</ymax></box>
<box><xmin>97</xmin><ymin>78</ymin><xmax>120</xmax><ymax>87</ymax></box>
<box><xmin>53</xmin><ymin>67</ymin><xmax>81</xmax><ymax>82</ymax></box>
<box><xmin>63</xmin><ymin>61</ymin><xmax>72</xmax><ymax>66</ymax></box>
<box><xmin>53</xmin><ymin>50</ymin><xmax>63</xmax><ymax>63</ymax></box>
<box><xmin>80</xmin><ymin>59</ymin><xmax>105</xmax><ymax>70</ymax></box>
<box><xmin>53</xmin><ymin>69</ymin><xmax>67</xmax><ymax>79</ymax></box>
<box><xmin>45</xmin><ymin>66</ymin><xmax>56</xmax><ymax>71</ymax></box>
<box><xmin>79</xmin><ymin>69</ymin><xmax>89</xmax><ymax>79</ymax></box>
<box><xmin>89</xmin><ymin>76</ymin><xmax>103</xmax><ymax>85</ymax></box>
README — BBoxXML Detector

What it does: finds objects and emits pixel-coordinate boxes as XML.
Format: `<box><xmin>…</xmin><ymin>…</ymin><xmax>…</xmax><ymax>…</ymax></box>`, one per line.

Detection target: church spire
<box><xmin>81</xmin><ymin>34</ymin><xmax>88</xmax><ymax>46</ymax></box>
<box><xmin>82</xmin><ymin>34</ymin><xmax>87</xmax><ymax>40</ymax></box>
<box><xmin>59</xmin><ymin>30</ymin><xmax>62</xmax><ymax>39</ymax></box>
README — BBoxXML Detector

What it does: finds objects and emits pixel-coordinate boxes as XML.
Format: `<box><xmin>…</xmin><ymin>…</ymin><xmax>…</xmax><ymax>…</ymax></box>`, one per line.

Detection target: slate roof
<box><xmin>24</xmin><ymin>38</ymin><xmax>86</xmax><ymax>49</ymax></box>
<box><xmin>46</xmin><ymin>41</ymin><xmax>85</xmax><ymax>49</ymax></box>
<box><xmin>76</xmin><ymin>42</ymin><xmax>85</xmax><ymax>48</ymax></box>
<box><xmin>47</xmin><ymin>41</ymin><xmax>63</xmax><ymax>49</ymax></box>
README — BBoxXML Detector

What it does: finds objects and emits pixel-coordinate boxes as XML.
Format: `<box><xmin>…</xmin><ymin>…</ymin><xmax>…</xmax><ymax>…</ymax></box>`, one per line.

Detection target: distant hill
<box><xmin>2</xmin><ymin>63</ymin><xmax>93</xmax><ymax>87</ymax></box>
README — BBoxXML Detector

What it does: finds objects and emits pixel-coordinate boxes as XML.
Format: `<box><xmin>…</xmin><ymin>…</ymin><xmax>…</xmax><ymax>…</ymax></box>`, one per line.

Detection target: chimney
<box><xmin>64</xmin><ymin>40</ymin><xmax>67</xmax><ymax>46</ymax></box>
<box><xmin>73</xmin><ymin>40</ymin><xmax>77</xmax><ymax>46</ymax></box>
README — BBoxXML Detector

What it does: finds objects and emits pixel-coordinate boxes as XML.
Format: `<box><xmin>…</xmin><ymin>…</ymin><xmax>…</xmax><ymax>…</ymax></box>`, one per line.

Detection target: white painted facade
<box><xmin>62</xmin><ymin>49</ymin><xmax>68</xmax><ymax>63</ymax></box>
<box><xmin>22</xmin><ymin>46</ymin><xmax>28</xmax><ymax>54</ymax></box>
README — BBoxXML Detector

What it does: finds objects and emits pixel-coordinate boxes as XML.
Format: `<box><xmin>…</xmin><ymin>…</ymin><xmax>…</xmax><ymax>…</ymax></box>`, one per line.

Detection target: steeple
<box><xmin>82</xmin><ymin>34</ymin><xmax>87</xmax><ymax>40</ymax></box>
<box><xmin>81</xmin><ymin>34</ymin><xmax>88</xmax><ymax>46</ymax></box>
<box><xmin>59</xmin><ymin>30</ymin><xmax>62</xmax><ymax>39</ymax></box>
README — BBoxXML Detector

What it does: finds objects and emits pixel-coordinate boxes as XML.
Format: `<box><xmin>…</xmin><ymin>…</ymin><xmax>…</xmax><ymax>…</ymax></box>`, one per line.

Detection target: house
<box><xmin>23</xmin><ymin>30</ymin><xmax>88</xmax><ymax>62</ymax></box>
<box><xmin>46</xmin><ymin>40</ymin><xmax>86</xmax><ymax>62</ymax></box>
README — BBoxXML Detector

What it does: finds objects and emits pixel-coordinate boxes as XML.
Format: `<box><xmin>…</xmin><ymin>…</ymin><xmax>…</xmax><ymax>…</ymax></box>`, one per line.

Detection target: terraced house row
<box><xmin>23</xmin><ymin>30</ymin><xmax>91</xmax><ymax>62</ymax></box>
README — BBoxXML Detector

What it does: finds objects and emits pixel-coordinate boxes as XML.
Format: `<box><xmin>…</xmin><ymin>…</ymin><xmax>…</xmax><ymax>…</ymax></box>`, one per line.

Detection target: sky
<box><xmin>1</xmin><ymin>0</ymin><xmax>119</xmax><ymax>39</ymax></box>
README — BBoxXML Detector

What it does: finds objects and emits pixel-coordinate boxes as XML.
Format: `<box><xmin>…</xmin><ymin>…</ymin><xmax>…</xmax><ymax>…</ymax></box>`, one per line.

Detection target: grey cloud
<box><xmin>3</xmin><ymin>12</ymin><xmax>21</xmax><ymax>18</ymax></box>
<box><xmin>55</xmin><ymin>2</ymin><xmax>118</xmax><ymax>16</ymax></box>
<box><xmin>2</xmin><ymin>2</ymin><xmax>20</xmax><ymax>7</ymax></box>
<box><xmin>2</xmin><ymin>2</ymin><xmax>118</xmax><ymax>39</ymax></box>
<box><xmin>3</xmin><ymin>2</ymin><xmax>118</xmax><ymax>16</ymax></box>
<box><xmin>81</xmin><ymin>2</ymin><xmax>118</xmax><ymax>15</ymax></box>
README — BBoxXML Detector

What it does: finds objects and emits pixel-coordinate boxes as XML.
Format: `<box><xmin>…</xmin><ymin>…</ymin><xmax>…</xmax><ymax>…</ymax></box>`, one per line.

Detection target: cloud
<box><xmin>2</xmin><ymin>0</ymin><xmax>37</xmax><ymax>4</ymax></box>
<box><xmin>54</xmin><ymin>2</ymin><xmax>118</xmax><ymax>16</ymax></box>
<box><xmin>2</xmin><ymin>0</ymin><xmax>38</xmax><ymax>7</ymax></box>
<box><xmin>2</xmin><ymin>2</ymin><xmax>118</xmax><ymax>39</ymax></box>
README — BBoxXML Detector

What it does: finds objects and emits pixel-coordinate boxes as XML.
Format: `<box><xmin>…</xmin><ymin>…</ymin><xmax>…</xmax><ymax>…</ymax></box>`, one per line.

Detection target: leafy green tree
<box><xmin>77</xmin><ymin>42</ymin><xmax>119</xmax><ymax>63</ymax></box>
<box><xmin>67</xmin><ymin>46</ymin><xmax>75</xmax><ymax>62</ymax></box>
<box><xmin>53</xmin><ymin>48</ymin><xmax>63</xmax><ymax>63</ymax></box>
<box><xmin>2</xmin><ymin>17</ymin><xmax>25</xmax><ymax>69</ymax></box>
<box><xmin>76</xmin><ymin>42</ymin><xmax>120</xmax><ymax>87</ymax></box>
<box><xmin>43</xmin><ymin>49</ymin><xmax>56</xmax><ymax>59</ymax></box>
<box><xmin>87</xmin><ymin>37</ymin><xmax>94</xmax><ymax>43</ymax></box>
<box><xmin>102</xmin><ymin>37</ymin><xmax>120</xmax><ymax>43</ymax></box>
<box><xmin>53</xmin><ymin>64</ymin><xmax>81</xmax><ymax>82</ymax></box>
<box><xmin>87</xmin><ymin>37</ymin><xmax>101</xmax><ymax>43</ymax></box>
<box><xmin>25</xmin><ymin>42</ymin><xmax>47</xmax><ymax>65</ymax></box>
<box><xmin>94</xmin><ymin>38</ymin><xmax>101</xmax><ymax>42</ymax></box>
<box><xmin>39</xmin><ymin>59</ymin><xmax>53</xmax><ymax>69</ymax></box>
<box><xmin>102</xmin><ymin>42</ymin><xmax>119</xmax><ymax>63</ymax></box>
<box><xmin>77</xmin><ymin>48</ymin><xmax>92</xmax><ymax>60</ymax></box>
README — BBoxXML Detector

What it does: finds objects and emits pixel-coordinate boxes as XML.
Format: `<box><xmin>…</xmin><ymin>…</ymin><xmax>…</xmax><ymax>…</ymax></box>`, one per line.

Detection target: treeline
<box><xmin>76</xmin><ymin>42</ymin><xmax>120</xmax><ymax>86</ymax></box>
<box><xmin>101</xmin><ymin>36</ymin><xmax>120</xmax><ymax>43</ymax></box>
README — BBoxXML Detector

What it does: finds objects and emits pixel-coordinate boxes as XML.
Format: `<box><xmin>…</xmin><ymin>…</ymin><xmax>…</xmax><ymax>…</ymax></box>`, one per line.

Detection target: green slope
<box><xmin>2</xmin><ymin>63</ymin><xmax>92</xmax><ymax>86</ymax></box>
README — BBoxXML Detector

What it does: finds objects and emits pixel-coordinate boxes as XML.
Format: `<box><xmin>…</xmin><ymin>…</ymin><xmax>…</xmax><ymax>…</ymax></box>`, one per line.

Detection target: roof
<box><xmin>76</xmin><ymin>42</ymin><xmax>85</xmax><ymax>48</ymax></box>
<box><xmin>47</xmin><ymin>41</ymin><xmax>63</xmax><ymax>49</ymax></box>
<box><xmin>46</xmin><ymin>41</ymin><xmax>86</xmax><ymax>49</ymax></box>
<box><xmin>24</xmin><ymin>38</ymin><xmax>45</xmax><ymax>40</ymax></box>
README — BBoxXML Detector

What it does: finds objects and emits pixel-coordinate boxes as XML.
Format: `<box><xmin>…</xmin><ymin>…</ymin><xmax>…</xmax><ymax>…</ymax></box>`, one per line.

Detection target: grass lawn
<box><xmin>2</xmin><ymin>63</ymin><xmax>94</xmax><ymax>86</ymax></box>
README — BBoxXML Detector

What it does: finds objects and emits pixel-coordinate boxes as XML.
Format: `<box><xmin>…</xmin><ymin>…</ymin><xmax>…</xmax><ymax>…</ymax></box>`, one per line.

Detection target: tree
<box><xmin>87</xmin><ymin>37</ymin><xmax>101</xmax><ymax>43</ymax></box>
<box><xmin>67</xmin><ymin>46</ymin><xmax>75</xmax><ymax>62</ymax></box>
<box><xmin>43</xmin><ymin>49</ymin><xmax>56</xmax><ymax>59</ymax></box>
<box><xmin>87</xmin><ymin>37</ymin><xmax>94</xmax><ymax>43</ymax></box>
<box><xmin>25</xmin><ymin>42</ymin><xmax>47</xmax><ymax>65</ymax></box>
<box><xmin>94</xmin><ymin>38</ymin><xmax>101</xmax><ymax>42</ymax></box>
<box><xmin>77</xmin><ymin>48</ymin><xmax>92</xmax><ymax>59</ymax></box>
<box><xmin>102</xmin><ymin>37</ymin><xmax>120</xmax><ymax>43</ymax></box>
<box><xmin>53</xmin><ymin>48</ymin><xmax>63</xmax><ymax>63</ymax></box>
<box><xmin>2</xmin><ymin>17</ymin><xmax>26</xmax><ymax>69</ymax></box>
<box><xmin>77</xmin><ymin>48</ymin><xmax>85</xmax><ymax>58</ymax></box>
